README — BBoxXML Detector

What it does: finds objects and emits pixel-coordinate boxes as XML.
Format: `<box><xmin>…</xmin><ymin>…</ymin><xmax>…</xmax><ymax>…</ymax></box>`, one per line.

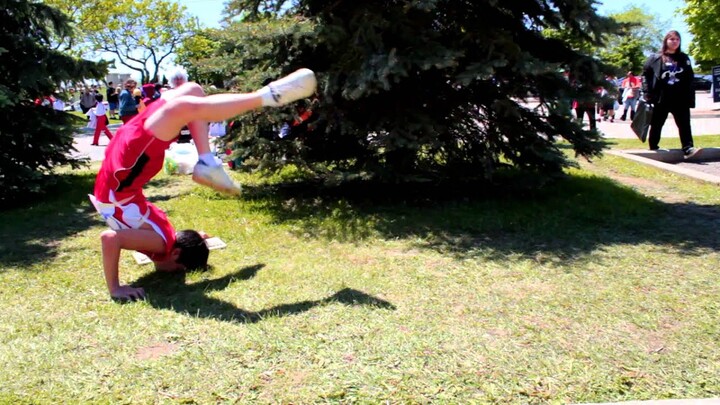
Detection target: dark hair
<box><xmin>661</xmin><ymin>30</ymin><xmax>682</xmax><ymax>55</ymax></box>
<box><xmin>174</xmin><ymin>230</ymin><xmax>209</xmax><ymax>270</ymax></box>
<box><xmin>95</xmin><ymin>94</ymin><xmax>103</xmax><ymax>102</ymax></box>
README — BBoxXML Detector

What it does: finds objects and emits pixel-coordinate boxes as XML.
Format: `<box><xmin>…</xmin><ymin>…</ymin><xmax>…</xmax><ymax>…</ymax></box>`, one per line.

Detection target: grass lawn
<box><xmin>1</xmin><ymin>142</ymin><xmax>719</xmax><ymax>403</ymax></box>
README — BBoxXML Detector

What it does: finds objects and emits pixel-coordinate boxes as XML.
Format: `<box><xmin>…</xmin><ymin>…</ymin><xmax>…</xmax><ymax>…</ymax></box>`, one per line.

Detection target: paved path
<box><xmin>597</xmin><ymin>91</ymin><xmax>720</xmax><ymax>140</ymax></box>
<box><xmin>70</xmin><ymin>124</ymin><xmax>121</xmax><ymax>162</ymax></box>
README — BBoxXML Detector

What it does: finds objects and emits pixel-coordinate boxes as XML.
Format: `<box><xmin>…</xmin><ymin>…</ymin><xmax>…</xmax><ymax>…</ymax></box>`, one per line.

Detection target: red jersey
<box><xmin>92</xmin><ymin>98</ymin><xmax>178</xmax><ymax>260</ymax></box>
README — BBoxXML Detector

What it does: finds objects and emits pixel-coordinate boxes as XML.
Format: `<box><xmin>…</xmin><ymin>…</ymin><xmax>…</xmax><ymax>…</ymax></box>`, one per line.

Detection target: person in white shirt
<box><xmin>52</xmin><ymin>93</ymin><xmax>65</xmax><ymax>112</ymax></box>
<box><xmin>91</xmin><ymin>94</ymin><xmax>114</xmax><ymax>145</ymax></box>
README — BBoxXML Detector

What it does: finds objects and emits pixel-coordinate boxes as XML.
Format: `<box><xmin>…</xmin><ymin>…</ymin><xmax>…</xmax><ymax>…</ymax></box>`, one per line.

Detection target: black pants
<box><xmin>575</xmin><ymin>105</ymin><xmax>596</xmax><ymax>130</ymax></box>
<box><xmin>648</xmin><ymin>103</ymin><xmax>693</xmax><ymax>151</ymax></box>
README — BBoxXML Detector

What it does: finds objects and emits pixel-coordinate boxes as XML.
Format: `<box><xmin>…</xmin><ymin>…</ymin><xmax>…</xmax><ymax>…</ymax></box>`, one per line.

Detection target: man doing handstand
<box><xmin>90</xmin><ymin>69</ymin><xmax>317</xmax><ymax>301</ymax></box>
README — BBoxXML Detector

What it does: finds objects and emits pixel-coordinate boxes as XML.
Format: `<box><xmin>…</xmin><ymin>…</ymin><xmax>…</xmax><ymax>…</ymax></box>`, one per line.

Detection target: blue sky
<box><xmin>594</xmin><ymin>0</ymin><xmax>691</xmax><ymax>43</ymax></box>
<box><xmin>181</xmin><ymin>0</ymin><xmax>225</xmax><ymax>27</ymax></box>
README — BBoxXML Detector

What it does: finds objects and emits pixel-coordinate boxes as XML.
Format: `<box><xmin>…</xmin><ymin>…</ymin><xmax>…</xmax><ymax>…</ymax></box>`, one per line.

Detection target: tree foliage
<box><xmin>224</xmin><ymin>0</ymin><xmax>298</xmax><ymax>22</ymax></box>
<box><xmin>597</xmin><ymin>37</ymin><xmax>645</xmax><ymax>75</ymax></box>
<box><xmin>175</xmin><ymin>28</ymin><xmax>224</xmax><ymax>85</ymax></box>
<box><xmin>40</xmin><ymin>0</ymin><xmax>87</xmax><ymax>56</ymax></box>
<box><xmin>177</xmin><ymin>18</ymin><xmax>314</xmax><ymax>89</ymax></box>
<box><xmin>45</xmin><ymin>0</ymin><xmax>196</xmax><ymax>83</ymax></box>
<box><xmin>682</xmin><ymin>0</ymin><xmax>720</xmax><ymax>71</ymax></box>
<box><xmin>211</xmin><ymin>0</ymin><xmax>621</xmax><ymax>183</ymax></box>
<box><xmin>0</xmin><ymin>0</ymin><xmax>106</xmax><ymax>205</ymax></box>
<box><xmin>547</xmin><ymin>6</ymin><xmax>666</xmax><ymax>74</ymax></box>
<box><xmin>599</xmin><ymin>7</ymin><xmax>667</xmax><ymax>74</ymax></box>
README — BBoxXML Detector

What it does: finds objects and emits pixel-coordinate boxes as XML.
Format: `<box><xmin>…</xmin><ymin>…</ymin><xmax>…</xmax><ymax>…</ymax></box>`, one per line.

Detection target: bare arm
<box><xmin>100</xmin><ymin>228</ymin><xmax>166</xmax><ymax>301</ymax></box>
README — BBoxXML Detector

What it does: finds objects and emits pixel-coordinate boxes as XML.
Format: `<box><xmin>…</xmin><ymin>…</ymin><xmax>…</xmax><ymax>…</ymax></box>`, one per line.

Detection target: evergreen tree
<box><xmin>683</xmin><ymin>0</ymin><xmax>720</xmax><ymax>71</ymax></box>
<box><xmin>0</xmin><ymin>0</ymin><xmax>106</xmax><ymax>205</ymax></box>
<box><xmin>220</xmin><ymin>0</ymin><xmax>620</xmax><ymax>183</ymax></box>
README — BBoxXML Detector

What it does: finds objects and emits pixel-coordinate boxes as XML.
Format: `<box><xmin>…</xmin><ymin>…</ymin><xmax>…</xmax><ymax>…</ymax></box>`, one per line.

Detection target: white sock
<box><xmin>258</xmin><ymin>86</ymin><xmax>279</xmax><ymax>107</ymax></box>
<box><xmin>199</xmin><ymin>153</ymin><xmax>219</xmax><ymax>167</ymax></box>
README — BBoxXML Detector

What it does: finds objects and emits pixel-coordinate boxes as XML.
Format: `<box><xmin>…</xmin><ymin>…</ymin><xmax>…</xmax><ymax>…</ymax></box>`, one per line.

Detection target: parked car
<box><xmin>692</xmin><ymin>74</ymin><xmax>712</xmax><ymax>91</ymax></box>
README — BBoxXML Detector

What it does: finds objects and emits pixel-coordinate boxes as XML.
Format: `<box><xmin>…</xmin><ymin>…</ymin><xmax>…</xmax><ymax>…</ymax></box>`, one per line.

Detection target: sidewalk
<box><xmin>597</xmin><ymin>114</ymin><xmax>720</xmax><ymax>140</ymax></box>
<box><xmin>598</xmin><ymin>91</ymin><xmax>720</xmax><ymax>139</ymax></box>
<box><xmin>70</xmin><ymin>123</ymin><xmax>121</xmax><ymax>162</ymax></box>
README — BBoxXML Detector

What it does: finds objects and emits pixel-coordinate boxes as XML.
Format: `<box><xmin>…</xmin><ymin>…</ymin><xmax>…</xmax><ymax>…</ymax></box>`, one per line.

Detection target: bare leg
<box><xmin>143</xmin><ymin>69</ymin><xmax>316</xmax><ymax>195</ymax></box>
<box><xmin>145</xmin><ymin>68</ymin><xmax>317</xmax><ymax>143</ymax></box>
<box><xmin>144</xmin><ymin>83</ymin><xmax>262</xmax><ymax>153</ymax></box>
<box><xmin>143</xmin><ymin>84</ymin><xmax>263</xmax><ymax>195</ymax></box>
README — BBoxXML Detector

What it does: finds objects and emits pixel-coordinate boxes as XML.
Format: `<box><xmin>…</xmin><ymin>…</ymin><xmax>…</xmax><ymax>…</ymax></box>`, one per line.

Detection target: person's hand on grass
<box><xmin>111</xmin><ymin>285</ymin><xmax>146</xmax><ymax>302</ymax></box>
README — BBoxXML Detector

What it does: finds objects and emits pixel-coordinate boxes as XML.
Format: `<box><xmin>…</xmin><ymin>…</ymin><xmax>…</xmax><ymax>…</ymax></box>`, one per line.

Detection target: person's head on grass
<box><xmin>154</xmin><ymin>230</ymin><xmax>209</xmax><ymax>272</ymax></box>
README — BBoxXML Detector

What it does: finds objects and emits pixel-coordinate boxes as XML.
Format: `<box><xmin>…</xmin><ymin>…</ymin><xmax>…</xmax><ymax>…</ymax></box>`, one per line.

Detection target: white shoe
<box><xmin>684</xmin><ymin>147</ymin><xmax>701</xmax><ymax>159</ymax></box>
<box><xmin>192</xmin><ymin>163</ymin><xmax>242</xmax><ymax>195</ymax></box>
<box><xmin>263</xmin><ymin>68</ymin><xmax>317</xmax><ymax>107</ymax></box>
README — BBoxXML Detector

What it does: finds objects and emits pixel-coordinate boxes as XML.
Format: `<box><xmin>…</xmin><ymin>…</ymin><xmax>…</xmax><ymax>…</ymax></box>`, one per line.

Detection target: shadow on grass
<box><xmin>0</xmin><ymin>171</ymin><xmax>99</xmax><ymax>269</ymax></box>
<box><xmin>134</xmin><ymin>264</ymin><xmax>396</xmax><ymax>323</ymax></box>
<box><xmin>239</xmin><ymin>173</ymin><xmax>720</xmax><ymax>264</ymax></box>
<box><xmin>3</xmin><ymin>168</ymin><xmax>719</xmax><ymax>271</ymax></box>
<box><xmin>0</xmin><ymin>172</ymin><xmax>196</xmax><ymax>271</ymax></box>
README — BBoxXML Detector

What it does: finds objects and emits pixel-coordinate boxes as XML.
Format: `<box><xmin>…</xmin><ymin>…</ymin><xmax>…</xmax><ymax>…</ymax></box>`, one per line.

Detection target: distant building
<box><xmin>105</xmin><ymin>72</ymin><xmax>132</xmax><ymax>86</ymax></box>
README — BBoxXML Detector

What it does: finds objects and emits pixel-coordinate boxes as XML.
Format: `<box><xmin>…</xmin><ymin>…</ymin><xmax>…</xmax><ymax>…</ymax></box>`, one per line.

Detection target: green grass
<box><xmin>584</xmin><ymin>135</ymin><xmax>720</xmax><ymax>205</ymax></box>
<box><xmin>1</xmin><ymin>158</ymin><xmax>719</xmax><ymax>403</ymax></box>
<box><xmin>605</xmin><ymin>134</ymin><xmax>720</xmax><ymax>152</ymax></box>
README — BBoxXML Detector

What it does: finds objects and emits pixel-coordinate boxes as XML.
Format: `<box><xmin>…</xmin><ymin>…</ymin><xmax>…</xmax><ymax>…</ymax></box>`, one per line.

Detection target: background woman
<box><xmin>642</xmin><ymin>30</ymin><xmax>699</xmax><ymax>158</ymax></box>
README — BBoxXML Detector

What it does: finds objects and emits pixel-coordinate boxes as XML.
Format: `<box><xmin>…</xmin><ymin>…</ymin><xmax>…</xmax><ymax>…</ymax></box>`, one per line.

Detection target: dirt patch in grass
<box><xmin>136</xmin><ymin>342</ymin><xmax>179</xmax><ymax>360</ymax></box>
<box><xmin>619</xmin><ymin>321</ymin><xmax>680</xmax><ymax>355</ymax></box>
<box><xmin>604</xmin><ymin>171</ymin><xmax>688</xmax><ymax>204</ymax></box>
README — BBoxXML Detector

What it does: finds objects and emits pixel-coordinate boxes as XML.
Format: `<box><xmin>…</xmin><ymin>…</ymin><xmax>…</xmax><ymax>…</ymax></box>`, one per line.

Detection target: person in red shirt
<box><xmin>89</xmin><ymin>68</ymin><xmax>317</xmax><ymax>302</ymax></box>
<box><xmin>619</xmin><ymin>71</ymin><xmax>641</xmax><ymax>121</ymax></box>
<box><xmin>90</xmin><ymin>94</ymin><xmax>113</xmax><ymax>145</ymax></box>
